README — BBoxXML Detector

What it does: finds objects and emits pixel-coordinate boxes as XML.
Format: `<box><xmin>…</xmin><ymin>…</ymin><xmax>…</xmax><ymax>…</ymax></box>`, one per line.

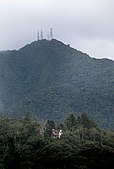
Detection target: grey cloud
<box><xmin>0</xmin><ymin>0</ymin><xmax>114</xmax><ymax>60</ymax></box>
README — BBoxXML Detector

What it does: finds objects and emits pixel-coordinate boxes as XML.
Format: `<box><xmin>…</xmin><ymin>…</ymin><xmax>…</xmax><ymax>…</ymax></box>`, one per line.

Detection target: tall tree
<box><xmin>79</xmin><ymin>113</ymin><xmax>97</xmax><ymax>129</ymax></box>
<box><xmin>44</xmin><ymin>120</ymin><xmax>55</xmax><ymax>137</ymax></box>
<box><xmin>65</xmin><ymin>113</ymin><xmax>77</xmax><ymax>130</ymax></box>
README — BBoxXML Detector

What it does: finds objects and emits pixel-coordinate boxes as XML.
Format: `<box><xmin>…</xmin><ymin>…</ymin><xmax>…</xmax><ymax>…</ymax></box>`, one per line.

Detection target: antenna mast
<box><xmin>50</xmin><ymin>28</ymin><xmax>53</xmax><ymax>40</ymax></box>
<box><xmin>41</xmin><ymin>30</ymin><xmax>43</xmax><ymax>40</ymax></box>
<box><xmin>37</xmin><ymin>30</ymin><xmax>39</xmax><ymax>41</ymax></box>
<box><xmin>47</xmin><ymin>32</ymin><xmax>50</xmax><ymax>40</ymax></box>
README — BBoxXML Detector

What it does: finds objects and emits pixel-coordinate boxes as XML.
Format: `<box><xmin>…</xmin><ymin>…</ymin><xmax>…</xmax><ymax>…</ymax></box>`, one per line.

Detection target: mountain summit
<box><xmin>0</xmin><ymin>39</ymin><xmax>114</xmax><ymax>128</ymax></box>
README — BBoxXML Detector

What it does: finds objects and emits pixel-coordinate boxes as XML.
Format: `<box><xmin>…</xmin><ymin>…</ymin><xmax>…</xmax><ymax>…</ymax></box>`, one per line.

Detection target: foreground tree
<box><xmin>44</xmin><ymin>120</ymin><xmax>55</xmax><ymax>137</ymax></box>
<box><xmin>79</xmin><ymin>113</ymin><xmax>97</xmax><ymax>129</ymax></box>
<box><xmin>65</xmin><ymin>113</ymin><xmax>77</xmax><ymax>130</ymax></box>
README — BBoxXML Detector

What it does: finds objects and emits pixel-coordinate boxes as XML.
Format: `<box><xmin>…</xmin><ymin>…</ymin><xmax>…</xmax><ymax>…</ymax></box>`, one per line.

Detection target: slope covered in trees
<box><xmin>0</xmin><ymin>113</ymin><xmax>114</xmax><ymax>169</ymax></box>
<box><xmin>0</xmin><ymin>39</ymin><xmax>114</xmax><ymax>128</ymax></box>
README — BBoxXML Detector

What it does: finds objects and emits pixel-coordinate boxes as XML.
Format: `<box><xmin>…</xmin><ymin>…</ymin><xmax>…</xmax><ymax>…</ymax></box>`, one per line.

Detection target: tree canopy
<box><xmin>0</xmin><ymin>113</ymin><xmax>114</xmax><ymax>169</ymax></box>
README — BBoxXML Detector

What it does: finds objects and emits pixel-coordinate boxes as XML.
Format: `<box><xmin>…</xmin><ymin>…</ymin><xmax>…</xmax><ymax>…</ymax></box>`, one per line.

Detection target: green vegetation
<box><xmin>0</xmin><ymin>113</ymin><xmax>114</xmax><ymax>169</ymax></box>
<box><xmin>0</xmin><ymin>39</ymin><xmax>114</xmax><ymax>129</ymax></box>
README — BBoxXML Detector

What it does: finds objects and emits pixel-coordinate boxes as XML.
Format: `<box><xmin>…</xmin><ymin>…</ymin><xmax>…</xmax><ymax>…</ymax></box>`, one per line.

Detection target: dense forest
<box><xmin>0</xmin><ymin>39</ymin><xmax>114</xmax><ymax>129</ymax></box>
<box><xmin>0</xmin><ymin>113</ymin><xmax>114</xmax><ymax>169</ymax></box>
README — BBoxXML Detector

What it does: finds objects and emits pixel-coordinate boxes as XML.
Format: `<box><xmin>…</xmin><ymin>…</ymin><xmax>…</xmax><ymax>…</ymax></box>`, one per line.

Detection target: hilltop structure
<box><xmin>37</xmin><ymin>28</ymin><xmax>53</xmax><ymax>41</ymax></box>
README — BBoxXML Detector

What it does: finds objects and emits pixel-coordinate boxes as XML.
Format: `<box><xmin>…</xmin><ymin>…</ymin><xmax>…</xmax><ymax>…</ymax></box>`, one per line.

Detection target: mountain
<box><xmin>0</xmin><ymin>39</ymin><xmax>114</xmax><ymax>129</ymax></box>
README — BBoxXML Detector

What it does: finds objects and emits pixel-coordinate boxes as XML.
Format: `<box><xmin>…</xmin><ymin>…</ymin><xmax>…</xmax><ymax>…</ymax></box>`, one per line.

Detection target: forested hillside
<box><xmin>0</xmin><ymin>39</ymin><xmax>114</xmax><ymax>128</ymax></box>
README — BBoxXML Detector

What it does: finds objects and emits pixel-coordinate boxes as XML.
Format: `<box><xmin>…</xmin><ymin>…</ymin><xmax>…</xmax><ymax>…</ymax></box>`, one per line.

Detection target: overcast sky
<box><xmin>0</xmin><ymin>0</ymin><xmax>114</xmax><ymax>60</ymax></box>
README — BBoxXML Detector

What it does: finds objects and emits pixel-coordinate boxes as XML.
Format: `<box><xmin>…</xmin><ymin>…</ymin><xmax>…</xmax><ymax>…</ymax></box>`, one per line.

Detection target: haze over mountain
<box><xmin>0</xmin><ymin>39</ymin><xmax>114</xmax><ymax>129</ymax></box>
